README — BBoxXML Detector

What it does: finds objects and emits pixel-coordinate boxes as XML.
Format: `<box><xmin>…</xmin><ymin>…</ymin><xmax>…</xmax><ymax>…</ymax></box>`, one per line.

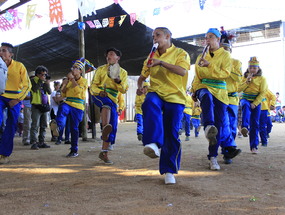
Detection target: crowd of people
<box><xmin>0</xmin><ymin>26</ymin><xmax>283</xmax><ymax>185</ymax></box>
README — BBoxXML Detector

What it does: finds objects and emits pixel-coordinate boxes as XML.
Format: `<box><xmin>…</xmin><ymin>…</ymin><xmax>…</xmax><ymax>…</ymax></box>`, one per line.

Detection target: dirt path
<box><xmin>0</xmin><ymin>122</ymin><xmax>285</xmax><ymax>215</ymax></box>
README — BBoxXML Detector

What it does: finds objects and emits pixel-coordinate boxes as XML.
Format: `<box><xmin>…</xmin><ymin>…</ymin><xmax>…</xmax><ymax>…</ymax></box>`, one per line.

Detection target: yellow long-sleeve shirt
<box><xmin>117</xmin><ymin>92</ymin><xmax>125</xmax><ymax>111</ymax></box>
<box><xmin>183</xmin><ymin>95</ymin><xmax>194</xmax><ymax>115</ymax></box>
<box><xmin>135</xmin><ymin>93</ymin><xmax>146</xmax><ymax>115</ymax></box>
<box><xmin>238</xmin><ymin>74</ymin><xmax>268</xmax><ymax>106</ymax></box>
<box><xmin>261</xmin><ymin>89</ymin><xmax>276</xmax><ymax>111</ymax></box>
<box><xmin>141</xmin><ymin>44</ymin><xmax>190</xmax><ymax>105</ymax></box>
<box><xmin>2</xmin><ymin>59</ymin><xmax>31</xmax><ymax>100</ymax></box>
<box><xmin>192</xmin><ymin>105</ymin><xmax>202</xmax><ymax>119</ymax></box>
<box><xmin>226</xmin><ymin>58</ymin><xmax>243</xmax><ymax>105</ymax></box>
<box><xmin>61</xmin><ymin>76</ymin><xmax>88</xmax><ymax>110</ymax></box>
<box><xmin>89</xmin><ymin>64</ymin><xmax>128</xmax><ymax>105</ymax></box>
<box><xmin>191</xmin><ymin>47</ymin><xmax>231</xmax><ymax>105</ymax></box>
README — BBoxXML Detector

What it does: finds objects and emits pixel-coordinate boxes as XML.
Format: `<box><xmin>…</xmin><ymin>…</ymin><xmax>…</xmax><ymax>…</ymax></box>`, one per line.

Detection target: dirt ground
<box><xmin>1</xmin><ymin>122</ymin><xmax>285</xmax><ymax>215</ymax></box>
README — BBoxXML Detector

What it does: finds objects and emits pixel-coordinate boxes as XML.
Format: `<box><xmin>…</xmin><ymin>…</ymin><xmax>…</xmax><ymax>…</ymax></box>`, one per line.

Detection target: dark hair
<box><xmin>35</xmin><ymin>65</ymin><xmax>48</xmax><ymax>75</ymax></box>
<box><xmin>276</xmin><ymin>92</ymin><xmax>279</xmax><ymax>95</ymax></box>
<box><xmin>105</xmin><ymin>47</ymin><xmax>122</xmax><ymax>57</ymax></box>
<box><xmin>1</xmin><ymin>42</ymin><xmax>14</xmax><ymax>53</ymax></box>
<box><xmin>155</xmin><ymin>27</ymin><xmax>172</xmax><ymax>37</ymax></box>
<box><xmin>54</xmin><ymin>81</ymin><xmax>60</xmax><ymax>86</ymax></box>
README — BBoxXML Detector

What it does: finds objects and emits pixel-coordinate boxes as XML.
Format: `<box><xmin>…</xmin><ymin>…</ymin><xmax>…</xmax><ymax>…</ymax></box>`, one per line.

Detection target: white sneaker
<box><xmin>108</xmin><ymin>144</ymin><xmax>114</xmax><ymax>151</ymax></box>
<box><xmin>143</xmin><ymin>143</ymin><xmax>160</xmax><ymax>158</ymax></box>
<box><xmin>165</xmin><ymin>173</ymin><xmax>176</xmax><ymax>185</ymax></box>
<box><xmin>209</xmin><ymin>157</ymin><xmax>220</xmax><ymax>170</ymax></box>
<box><xmin>205</xmin><ymin>125</ymin><xmax>218</xmax><ymax>145</ymax></box>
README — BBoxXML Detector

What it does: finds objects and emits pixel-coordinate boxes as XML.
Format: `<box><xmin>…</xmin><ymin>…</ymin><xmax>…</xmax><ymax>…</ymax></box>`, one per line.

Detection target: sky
<box><xmin>0</xmin><ymin>0</ymin><xmax>285</xmax><ymax>45</ymax></box>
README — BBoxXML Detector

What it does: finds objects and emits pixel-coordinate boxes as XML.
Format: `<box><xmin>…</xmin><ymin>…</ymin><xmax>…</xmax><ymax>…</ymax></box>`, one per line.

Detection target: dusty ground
<box><xmin>1</xmin><ymin>122</ymin><xmax>285</xmax><ymax>215</ymax></box>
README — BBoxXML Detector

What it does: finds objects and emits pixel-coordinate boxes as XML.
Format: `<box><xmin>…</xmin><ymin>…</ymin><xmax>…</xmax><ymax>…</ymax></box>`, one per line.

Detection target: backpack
<box><xmin>0</xmin><ymin>57</ymin><xmax>8</xmax><ymax>94</ymax></box>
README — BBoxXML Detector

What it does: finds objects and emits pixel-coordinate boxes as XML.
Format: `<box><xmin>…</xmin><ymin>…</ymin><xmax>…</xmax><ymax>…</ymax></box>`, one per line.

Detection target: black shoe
<box><xmin>64</xmin><ymin>141</ymin><xmax>71</xmax><ymax>144</ymax></box>
<box><xmin>38</xmin><ymin>143</ymin><xmax>51</xmax><ymax>148</ymax></box>
<box><xmin>55</xmin><ymin>140</ymin><xmax>62</xmax><ymax>145</ymax></box>
<box><xmin>51</xmin><ymin>136</ymin><xmax>57</xmax><ymax>142</ymax></box>
<box><xmin>223</xmin><ymin>156</ymin><xmax>232</xmax><ymax>164</ymax></box>
<box><xmin>224</xmin><ymin>147</ymin><xmax>242</xmax><ymax>159</ymax></box>
<box><xmin>66</xmin><ymin>151</ymin><xmax>78</xmax><ymax>158</ymax></box>
<box><xmin>137</xmin><ymin>134</ymin><xmax>143</xmax><ymax>141</ymax></box>
<box><xmin>31</xmin><ymin>143</ymin><xmax>39</xmax><ymax>150</ymax></box>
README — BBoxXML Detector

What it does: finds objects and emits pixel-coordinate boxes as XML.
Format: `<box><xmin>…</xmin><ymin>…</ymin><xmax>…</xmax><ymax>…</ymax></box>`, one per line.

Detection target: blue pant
<box><xmin>180</xmin><ymin>113</ymin><xmax>191</xmax><ymax>136</ymax></box>
<box><xmin>240</xmin><ymin>99</ymin><xmax>261</xmax><ymax>150</ymax></box>
<box><xmin>56</xmin><ymin>103</ymin><xmax>83</xmax><ymax>153</ymax></box>
<box><xmin>0</xmin><ymin>96</ymin><xmax>22</xmax><ymax>156</ymax></box>
<box><xmin>196</xmin><ymin>89</ymin><xmax>235</xmax><ymax>158</ymax></box>
<box><xmin>142</xmin><ymin>92</ymin><xmax>184</xmax><ymax>175</ymax></box>
<box><xmin>228</xmin><ymin>104</ymin><xmax>238</xmax><ymax>140</ymax></box>
<box><xmin>266</xmin><ymin>114</ymin><xmax>273</xmax><ymax>135</ymax></box>
<box><xmin>92</xmin><ymin>95</ymin><xmax>118</xmax><ymax>143</ymax></box>
<box><xmin>136</xmin><ymin>113</ymin><xmax>143</xmax><ymax>135</ymax></box>
<box><xmin>259</xmin><ymin>110</ymin><xmax>268</xmax><ymax>145</ymax></box>
<box><xmin>191</xmin><ymin>118</ymin><xmax>200</xmax><ymax>137</ymax></box>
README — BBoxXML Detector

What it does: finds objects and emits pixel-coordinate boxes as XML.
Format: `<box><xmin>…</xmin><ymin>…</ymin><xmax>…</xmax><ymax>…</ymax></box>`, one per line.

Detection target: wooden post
<box><xmin>78</xmin><ymin>9</ymin><xmax>88</xmax><ymax>141</ymax></box>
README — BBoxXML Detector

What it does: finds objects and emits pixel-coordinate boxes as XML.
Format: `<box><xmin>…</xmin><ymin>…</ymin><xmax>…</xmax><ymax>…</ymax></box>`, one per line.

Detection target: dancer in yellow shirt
<box><xmin>0</xmin><ymin>42</ymin><xmax>31</xmax><ymax>164</ymax></box>
<box><xmin>137</xmin><ymin>27</ymin><xmax>190</xmax><ymax>184</ymax></box>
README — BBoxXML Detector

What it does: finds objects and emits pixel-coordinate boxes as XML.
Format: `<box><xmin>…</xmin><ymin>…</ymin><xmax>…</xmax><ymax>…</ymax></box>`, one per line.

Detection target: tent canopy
<box><xmin>14</xmin><ymin>3</ymin><xmax>202</xmax><ymax>80</ymax></box>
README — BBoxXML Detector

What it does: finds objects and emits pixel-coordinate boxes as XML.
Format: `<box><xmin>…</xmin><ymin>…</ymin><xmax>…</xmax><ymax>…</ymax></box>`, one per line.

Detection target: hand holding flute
<box><xmin>198</xmin><ymin>44</ymin><xmax>210</xmax><ymax>67</ymax></box>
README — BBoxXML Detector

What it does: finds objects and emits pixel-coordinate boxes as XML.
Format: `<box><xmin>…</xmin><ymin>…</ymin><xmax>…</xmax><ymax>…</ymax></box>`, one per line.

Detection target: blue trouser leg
<box><xmin>0</xmin><ymin>97</ymin><xmax>21</xmax><ymax>156</ymax></box>
<box><xmin>240</xmin><ymin>99</ymin><xmax>251</xmax><ymax>129</ymax></box>
<box><xmin>192</xmin><ymin>118</ymin><xmax>200</xmax><ymax>137</ymax></box>
<box><xmin>92</xmin><ymin>95</ymin><xmax>118</xmax><ymax>143</ymax></box>
<box><xmin>65</xmin><ymin>115</ymin><xmax>71</xmax><ymax>141</ymax></box>
<box><xmin>184</xmin><ymin>113</ymin><xmax>191</xmax><ymax>136</ymax></box>
<box><xmin>266</xmin><ymin>114</ymin><xmax>273</xmax><ymax>135</ymax></box>
<box><xmin>142</xmin><ymin>92</ymin><xmax>184</xmax><ymax>175</ymax></box>
<box><xmin>69</xmin><ymin>106</ymin><xmax>83</xmax><ymax>153</ymax></box>
<box><xmin>142</xmin><ymin>92</ymin><xmax>164</xmax><ymax>147</ymax></box>
<box><xmin>249</xmin><ymin>104</ymin><xmax>261</xmax><ymax>149</ymax></box>
<box><xmin>208</xmin><ymin>96</ymin><xmax>234</xmax><ymax>158</ymax></box>
<box><xmin>241</xmin><ymin>99</ymin><xmax>261</xmax><ymax>149</ymax></box>
<box><xmin>196</xmin><ymin>88</ymin><xmax>215</xmax><ymax>128</ymax></box>
<box><xmin>259</xmin><ymin>110</ymin><xmax>268</xmax><ymax>145</ymax></box>
<box><xmin>56</xmin><ymin>103</ymin><xmax>68</xmax><ymax>142</ymax></box>
<box><xmin>228</xmin><ymin>104</ymin><xmax>238</xmax><ymax>140</ymax></box>
<box><xmin>136</xmin><ymin>113</ymin><xmax>143</xmax><ymax>135</ymax></box>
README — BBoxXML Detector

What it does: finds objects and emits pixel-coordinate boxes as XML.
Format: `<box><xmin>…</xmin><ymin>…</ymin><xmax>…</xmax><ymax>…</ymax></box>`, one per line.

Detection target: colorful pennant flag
<box><xmin>48</xmin><ymin>0</ymin><xmax>63</xmax><ymax>28</ymax></box>
<box><xmin>108</xmin><ymin>17</ymin><xmax>115</xmax><ymax>27</ymax></box>
<box><xmin>94</xmin><ymin>20</ymin><xmax>102</xmax><ymax>29</ymax></box>
<box><xmin>118</xmin><ymin>14</ymin><xmax>126</xmax><ymax>26</ymax></box>
<box><xmin>86</xmin><ymin>20</ymin><xmax>96</xmax><ymax>28</ymax></box>
<box><xmin>102</xmin><ymin>18</ymin><xmax>109</xmax><ymax>28</ymax></box>
<box><xmin>77</xmin><ymin>0</ymin><xmax>97</xmax><ymax>17</ymax></box>
<box><xmin>199</xmin><ymin>0</ymin><xmax>207</xmax><ymax>10</ymax></box>
<box><xmin>130</xmin><ymin>13</ymin><xmax>136</xmax><ymax>26</ymax></box>
<box><xmin>153</xmin><ymin>8</ymin><xmax>160</xmax><ymax>15</ymax></box>
<box><xmin>78</xmin><ymin>21</ymin><xmax>85</xmax><ymax>30</ymax></box>
<box><xmin>26</xmin><ymin>4</ymin><xmax>37</xmax><ymax>29</ymax></box>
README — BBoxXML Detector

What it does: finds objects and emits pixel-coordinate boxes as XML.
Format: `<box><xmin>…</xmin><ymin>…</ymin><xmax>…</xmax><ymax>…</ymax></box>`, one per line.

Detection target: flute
<box><xmin>198</xmin><ymin>44</ymin><xmax>209</xmax><ymax>66</ymax></box>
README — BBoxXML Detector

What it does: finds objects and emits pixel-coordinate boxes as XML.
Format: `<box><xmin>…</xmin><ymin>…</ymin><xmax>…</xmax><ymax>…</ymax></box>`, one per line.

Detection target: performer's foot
<box><xmin>0</xmin><ymin>155</ymin><xmax>9</xmax><ymax>164</ymax></box>
<box><xmin>143</xmin><ymin>143</ymin><xmax>160</xmax><ymax>158</ymax></box>
<box><xmin>99</xmin><ymin>151</ymin><xmax>113</xmax><ymax>165</ymax></box>
<box><xmin>241</xmin><ymin>127</ymin><xmax>249</xmax><ymax>137</ymax></box>
<box><xmin>101</xmin><ymin>124</ymin><xmax>112</xmax><ymax>141</ymax></box>
<box><xmin>205</xmin><ymin>125</ymin><xmax>218</xmax><ymax>145</ymax></box>
<box><xmin>209</xmin><ymin>157</ymin><xmax>220</xmax><ymax>170</ymax></box>
<box><xmin>165</xmin><ymin>173</ymin><xmax>176</xmax><ymax>185</ymax></box>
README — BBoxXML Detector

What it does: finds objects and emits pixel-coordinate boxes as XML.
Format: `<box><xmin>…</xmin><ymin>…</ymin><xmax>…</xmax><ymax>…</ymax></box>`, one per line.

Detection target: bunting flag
<box><xmin>199</xmin><ymin>0</ymin><xmax>207</xmax><ymax>10</ymax></box>
<box><xmin>118</xmin><ymin>14</ymin><xmax>126</xmax><ymax>26</ymax></box>
<box><xmin>108</xmin><ymin>17</ymin><xmax>115</xmax><ymax>27</ymax></box>
<box><xmin>137</xmin><ymin>11</ymin><xmax>146</xmax><ymax>24</ymax></box>
<box><xmin>76</xmin><ymin>0</ymin><xmax>97</xmax><ymax>17</ymax></box>
<box><xmin>26</xmin><ymin>4</ymin><xmax>37</xmax><ymax>29</ymax></box>
<box><xmin>48</xmin><ymin>0</ymin><xmax>63</xmax><ymax>28</ymax></box>
<box><xmin>94</xmin><ymin>20</ymin><xmax>102</xmax><ymax>28</ymax></box>
<box><xmin>102</xmin><ymin>18</ymin><xmax>109</xmax><ymax>28</ymax></box>
<box><xmin>7</xmin><ymin>9</ymin><xmax>23</xmax><ymax>30</ymax></box>
<box><xmin>0</xmin><ymin>15</ymin><xmax>13</xmax><ymax>31</ymax></box>
<box><xmin>130</xmin><ymin>13</ymin><xmax>136</xmax><ymax>26</ymax></box>
<box><xmin>78</xmin><ymin>21</ymin><xmax>85</xmax><ymax>30</ymax></box>
<box><xmin>86</xmin><ymin>20</ymin><xmax>96</xmax><ymax>28</ymax></box>
<box><xmin>153</xmin><ymin>8</ymin><xmax>160</xmax><ymax>15</ymax></box>
<box><xmin>163</xmin><ymin>5</ymin><xmax>174</xmax><ymax>11</ymax></box>
<box><xmin>113</xmin><ymin>0</ymin><xmax>123</xmax><ymax>4</ymax></box>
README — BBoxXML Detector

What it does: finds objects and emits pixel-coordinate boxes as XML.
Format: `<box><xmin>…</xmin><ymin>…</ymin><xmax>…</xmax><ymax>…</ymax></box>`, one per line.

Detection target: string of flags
<box><xmin>0</xmin><ymin>0</ymin><xmax>175</xmax><ymax>32</ymax></box>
